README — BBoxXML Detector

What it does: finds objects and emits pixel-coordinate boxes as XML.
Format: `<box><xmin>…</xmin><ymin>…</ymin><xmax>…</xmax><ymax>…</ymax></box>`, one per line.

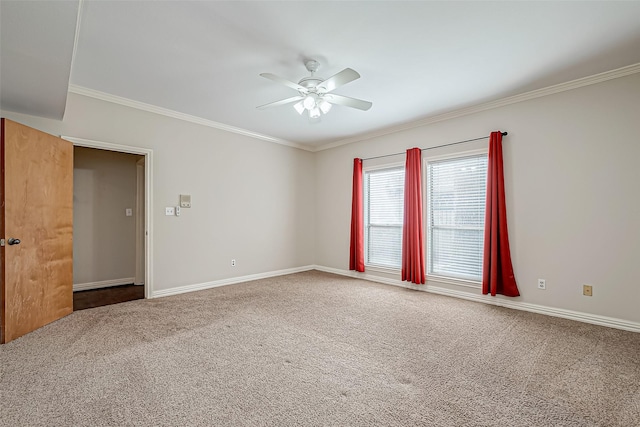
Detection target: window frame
<box><xmin>363</xmin><ymin>161</ymin><xmax>405</xmax><ymax>272</ymax></box>
<box><xmin>423</xmin><ymin>148</ymin><xmax>488</xmax><ymax>288</ymax></box>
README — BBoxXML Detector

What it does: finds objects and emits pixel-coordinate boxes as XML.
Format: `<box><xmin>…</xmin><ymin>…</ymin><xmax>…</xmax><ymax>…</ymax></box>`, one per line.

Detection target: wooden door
<box><xmin>1</xmin><ymin>118</ymin><xmax>73</xmax><ymax>344</ymax></box>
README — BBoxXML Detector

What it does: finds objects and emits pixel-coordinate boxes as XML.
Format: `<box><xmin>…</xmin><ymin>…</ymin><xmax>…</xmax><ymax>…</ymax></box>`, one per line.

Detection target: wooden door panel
<box><xmin>1</xmin><ymin>118</ymin><xmax>73</xmax><ymax>343</ymax></box>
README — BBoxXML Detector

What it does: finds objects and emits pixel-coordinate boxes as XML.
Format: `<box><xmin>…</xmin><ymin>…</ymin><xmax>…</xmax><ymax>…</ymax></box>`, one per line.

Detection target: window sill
<box><xmin>361</xmin><ymin>268</ymin><xmax>481</xmax><ymax>290</ymax></box>
<box><xmin>427</xmin><ymin>275</ymin><xmax>481</xmax><ymax>289</ymax></box>
<box><xmin>365</xmin><ymin>265</ymin><xmax>401</xmax><ymax>275</ymax></box>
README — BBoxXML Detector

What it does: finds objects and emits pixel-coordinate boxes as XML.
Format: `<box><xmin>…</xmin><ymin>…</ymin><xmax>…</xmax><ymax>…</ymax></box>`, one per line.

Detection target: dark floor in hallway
<box><xmin>73</xmin><ymin>284</ymin><xmax>144</xmax><ymax>311</ymax></box>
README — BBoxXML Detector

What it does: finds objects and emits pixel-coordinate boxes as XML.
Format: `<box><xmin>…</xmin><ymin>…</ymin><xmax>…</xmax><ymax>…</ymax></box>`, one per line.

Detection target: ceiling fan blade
<box><xmin>317</xmin><ymin>68</ymin><xmax>360</xmax><ymax>93</ymax></box>
<box><xmin>260</xmin><ymin>73</ymin><xmax>307</xmax><ymax>92</ymax></box>
<box><xmin>324</xmin><ymin>94</ymin><xmax>372</xmax><ymax>111</ymax></box>
<box><xmin>257</xmin><ymin>96</ymin><xmax>304</xmax><ymax>110</ymax></box>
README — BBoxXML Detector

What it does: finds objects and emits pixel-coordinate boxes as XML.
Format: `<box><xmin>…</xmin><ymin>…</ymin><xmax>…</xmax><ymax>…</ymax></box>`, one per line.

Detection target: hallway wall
<box><xmin>73</xmin><ymin>146</ymin><xmax>142</xmax><ymax>290</ymax></box>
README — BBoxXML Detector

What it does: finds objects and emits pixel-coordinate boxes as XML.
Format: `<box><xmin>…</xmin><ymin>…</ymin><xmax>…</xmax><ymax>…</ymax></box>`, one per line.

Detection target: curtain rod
<box><xmin>361</xmin><ymin>132</ymin><xmax>508</xmax><ymax>161</ymax></box>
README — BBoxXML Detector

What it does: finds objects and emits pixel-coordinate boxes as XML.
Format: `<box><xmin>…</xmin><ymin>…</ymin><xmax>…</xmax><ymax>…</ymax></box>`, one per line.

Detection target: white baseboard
<box><xmin>313</xmin><ymin>265</ymin><xmax>640</xmax><ymax>333</ymax></box>
<box><xmin>73</xmin><ymin>277</ymin><xmax>135</xmax><ymax>292</ymax></box>
<box><xmin>151</xmin><ymin>265</ymin><xmax>316</xmax><ymax>298</ymax></box>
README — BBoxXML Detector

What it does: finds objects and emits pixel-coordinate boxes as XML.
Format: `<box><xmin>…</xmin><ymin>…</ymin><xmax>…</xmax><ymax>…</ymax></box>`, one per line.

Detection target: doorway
<box><xmin>63</xmin><ymin>136</ymin><xmax>153</xmax><ymax>304</ymax></box>
<box><xmin>72</xmin><ymin>146</ymin><xmax>144</xmax><ymax>309</ymax></box>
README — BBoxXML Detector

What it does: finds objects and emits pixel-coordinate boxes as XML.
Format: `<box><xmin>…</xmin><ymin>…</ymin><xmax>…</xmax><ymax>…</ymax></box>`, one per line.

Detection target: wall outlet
<box><xmin>231</xmin><ymin>259</ymin><xmax>236</xmax><ymax>267</ymax></box>
<box><xmin>165</xmin><ymin>207</ymin><xmax>175</xmax><ymax>216</ymax></box>
<box><xmin>537</xmin><ymin>279</ymin><xmax>546</xmax><ymax>290</ymax></box>
<box><xmin>583</xmin><ymin>285</ymin><xmax>593</xmax><ymax>296</ymax></box>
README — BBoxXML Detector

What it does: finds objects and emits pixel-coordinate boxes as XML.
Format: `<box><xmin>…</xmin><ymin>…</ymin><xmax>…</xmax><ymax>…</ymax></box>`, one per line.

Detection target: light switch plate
<box><xmin>125</xmin><ymin>208</ymin><xmax>133</xmax><ymax>217</ymax></box>
<box><xmin>180</xmin><ymin>194</ymin><xmax>191</xmax><ymax>208</ymax></box>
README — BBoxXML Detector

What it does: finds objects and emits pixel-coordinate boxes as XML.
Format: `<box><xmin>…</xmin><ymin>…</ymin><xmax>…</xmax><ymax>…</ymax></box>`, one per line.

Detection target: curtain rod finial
<box><xmin>501</xmin><ymin>131</ymin><xmax>508</xmax><ymax>136</ymax></box>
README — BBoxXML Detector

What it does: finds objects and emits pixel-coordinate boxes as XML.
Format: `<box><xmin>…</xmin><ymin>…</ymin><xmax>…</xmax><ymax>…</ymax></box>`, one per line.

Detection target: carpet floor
<box><xmin>1</xmin><ymin>271</ymin><xmax>638</xmax><ymax>426</ymax></box>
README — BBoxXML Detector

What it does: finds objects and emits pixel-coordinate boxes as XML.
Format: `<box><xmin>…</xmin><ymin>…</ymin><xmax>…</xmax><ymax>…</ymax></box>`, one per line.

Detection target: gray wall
<box><xmin>2</xmin><ymin>92</ymin><xmax>317</xmax><ymax>293</ymax></box>
<box><xmin>315</xmin><ymin>72</ymin><xmax>640</xmax><ymax>324</ymax></box>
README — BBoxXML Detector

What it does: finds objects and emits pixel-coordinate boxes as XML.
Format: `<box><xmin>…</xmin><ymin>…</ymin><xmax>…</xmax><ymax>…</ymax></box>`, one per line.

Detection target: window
<box><xmin>426</xmin><ymin>153</ymin><xmax>488</xmax><ymax>282</ymax></box>
<box><xmin>364</xmin><ymin>166</ymin><xmax>404</xmax><ymax>269</ymax></box>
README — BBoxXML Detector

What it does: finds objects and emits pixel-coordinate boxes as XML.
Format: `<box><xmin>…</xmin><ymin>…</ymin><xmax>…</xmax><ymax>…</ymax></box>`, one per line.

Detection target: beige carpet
<box><xmin>1</xmin><ymin>271</ymin><xmax>638</xmax><ymax>426</ymax></box>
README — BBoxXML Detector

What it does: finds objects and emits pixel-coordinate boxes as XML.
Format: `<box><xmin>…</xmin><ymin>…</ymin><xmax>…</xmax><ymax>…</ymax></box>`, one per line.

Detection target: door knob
<box><xmin>8</xmin><ymin>238</ymin><xmax>21</xmax><ymax>245</ymax></box>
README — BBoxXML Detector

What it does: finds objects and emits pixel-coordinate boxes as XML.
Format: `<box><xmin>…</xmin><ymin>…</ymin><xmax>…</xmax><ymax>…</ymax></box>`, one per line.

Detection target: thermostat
<box><xmin>180</xmin><ymin>194</ymin><xmax>191</xmax><ymax>208</ymax></box>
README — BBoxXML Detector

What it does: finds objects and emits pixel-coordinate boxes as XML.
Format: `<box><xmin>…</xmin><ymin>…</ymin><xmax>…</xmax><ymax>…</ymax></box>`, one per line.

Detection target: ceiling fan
<box><xmin>257</xmin><ymin>59</ymin><xmax>372</xmax><ymax>119</ymax></box>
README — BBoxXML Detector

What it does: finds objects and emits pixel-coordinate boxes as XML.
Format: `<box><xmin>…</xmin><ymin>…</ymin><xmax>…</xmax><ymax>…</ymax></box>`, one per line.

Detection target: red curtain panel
<box><xmin>402</xmin><ymin>148</ymin><xmax>425</xmax><ymax>284</ymax></box>
<box><xmin>349</xmin><ymin>158</ymin><xmax>365</xmax><ymax>272</ymax></box>
<box><xmin>482</xmin><ymin>132</ymin><xmax>520</xmax><ymax>297</ymax></box>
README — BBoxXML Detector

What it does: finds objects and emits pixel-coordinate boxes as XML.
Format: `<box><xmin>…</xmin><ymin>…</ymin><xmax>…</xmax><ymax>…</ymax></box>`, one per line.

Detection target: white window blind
<box><xmin>364</xmin><ymin>167</ymin><xmax>405</xmax><ymax>269</ymax></box>
<box><xmin>427</xmin><ymin>154</ymin><xmax>488</xmax><ymax>281</ymax></box>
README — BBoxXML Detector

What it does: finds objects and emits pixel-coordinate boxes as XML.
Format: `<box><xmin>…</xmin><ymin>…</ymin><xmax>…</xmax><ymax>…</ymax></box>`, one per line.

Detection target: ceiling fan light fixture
<box><xmin>303</xmin><ymin>94</ymin><xmax>317</xmax><ymax>110</ymax></box>
<box><xmin>309</xmin><ymin>106</ymin><xmax>321</xmax><ymax>119</ymax></box>
<box><xmin>319</xmin><ymin>99</ymin><xmax>332</xmax><ymax>114</ymax></box>
<box><xmin>293</xmin><ymin>101</ymin><xmax>305</xmax><ymax>115</ymax></box>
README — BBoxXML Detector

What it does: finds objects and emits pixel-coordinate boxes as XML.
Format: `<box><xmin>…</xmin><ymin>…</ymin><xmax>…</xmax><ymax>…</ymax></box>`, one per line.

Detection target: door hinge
<box><xmin>0</xmin><ymin>239</ymin><xmax>4</xmax><ymax>247</ymax></box>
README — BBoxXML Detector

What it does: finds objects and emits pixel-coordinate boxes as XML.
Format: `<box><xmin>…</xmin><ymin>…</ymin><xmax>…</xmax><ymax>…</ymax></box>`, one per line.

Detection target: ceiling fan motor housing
<box><xmin>304</xmin><ymin>59</ymin><xmax>320</xmax><ymax>73</ymax></box>
<box><xmin>298</xmin><ymin>77</ymin><xmax>324</xmax><ymax>92</ymax></box>
<box><xmin>299</xmin><ymin>59</ymin><xmax>323</xmax><ymax>93</ymax></box>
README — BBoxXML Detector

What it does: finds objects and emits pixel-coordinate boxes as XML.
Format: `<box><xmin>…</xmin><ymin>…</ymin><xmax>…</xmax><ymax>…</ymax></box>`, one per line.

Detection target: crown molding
<box><xmin>314</xmin><ymin>62</ymin><xmax>640</xmax><ymax>152</ymax></box>
<box><xmin>67</xmin><ymin>84</ymin><xmax>313</xmax><ymax>152</ymax></box>
<box><xmin>69</xmin><ymin>62</ymin><xmax>640</xmax><ymax>154</ymax></box>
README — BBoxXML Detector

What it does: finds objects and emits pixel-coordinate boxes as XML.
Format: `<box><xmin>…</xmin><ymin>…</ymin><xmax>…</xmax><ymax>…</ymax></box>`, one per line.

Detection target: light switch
<box><xmin>165</xmin><ymin>207</ymin><xmax>175</xmax><ymax>216</ymax></box>
<box><xmin>125</xmin><ymin>208</ymin><xmax>133</xmax><ymax>217</ymax></box>
<box><xmin>180</xmin><ymin>194</ymin><xmax>191</xmax><ymax>208</ymax></box>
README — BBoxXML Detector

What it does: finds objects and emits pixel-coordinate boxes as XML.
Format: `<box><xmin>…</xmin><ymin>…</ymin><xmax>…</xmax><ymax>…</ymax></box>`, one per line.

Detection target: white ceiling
<box><xmin>2</xmin><ymin>1</ymin><xmax>640</xmax><ymax>148</ymax></box>
<box><xmin>0</xmin><ymin>0</ymin><xmax>78</xmax><ymax>119</ymax></box>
